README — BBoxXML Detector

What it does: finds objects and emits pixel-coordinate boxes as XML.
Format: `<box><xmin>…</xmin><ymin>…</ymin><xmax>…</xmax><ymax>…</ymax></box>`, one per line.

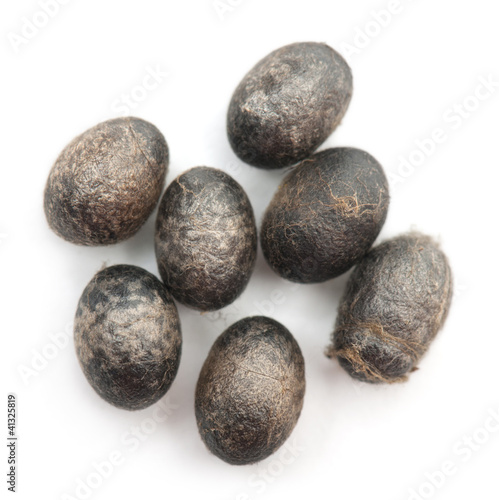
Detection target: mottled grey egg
<box><xmin>74</xmin><ymin>265</ymin><xmax>181</xmax><ymax>410</ymax></box>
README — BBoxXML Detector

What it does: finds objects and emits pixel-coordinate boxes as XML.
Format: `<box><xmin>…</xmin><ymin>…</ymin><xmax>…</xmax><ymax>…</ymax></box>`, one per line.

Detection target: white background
<box><xmin>2</xmin><ymin>1</ymin><xmax>498</xmax><ymax>499</ymax></box>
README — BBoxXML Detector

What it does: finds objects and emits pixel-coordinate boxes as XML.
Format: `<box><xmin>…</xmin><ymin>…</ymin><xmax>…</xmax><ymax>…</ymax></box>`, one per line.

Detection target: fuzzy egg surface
<box><xmin>155</xmin><ymin>167</ymin><xmax>257</xmax><ymax>311</ymax></box>
<box><xmin>74</xmin><ymin>265</ymin><xmax>182</xmax><ymax>410</ymax></box>
<box><xmin>261</xmin><ymin>147</ymin><xmax>389</xmax><ymax>283</ymax></box>
<box><xmin>227</xmin><ymin>42</ymin><xmax>352</xmax><ymax>169</ymax></box>
<box><xmin>44</xmin><ymin>117</ymin><xmax>168</xmax><ymax>245</ymax></box>
<box><xmin>195</xmin><ymin>316</ymin><xmax>305</xmax><ymax>465</ymax></box>
<box><xmin>327</xmin><ymin>233</ymin><xmax>453</xmax><ymax>383</ymax></box>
